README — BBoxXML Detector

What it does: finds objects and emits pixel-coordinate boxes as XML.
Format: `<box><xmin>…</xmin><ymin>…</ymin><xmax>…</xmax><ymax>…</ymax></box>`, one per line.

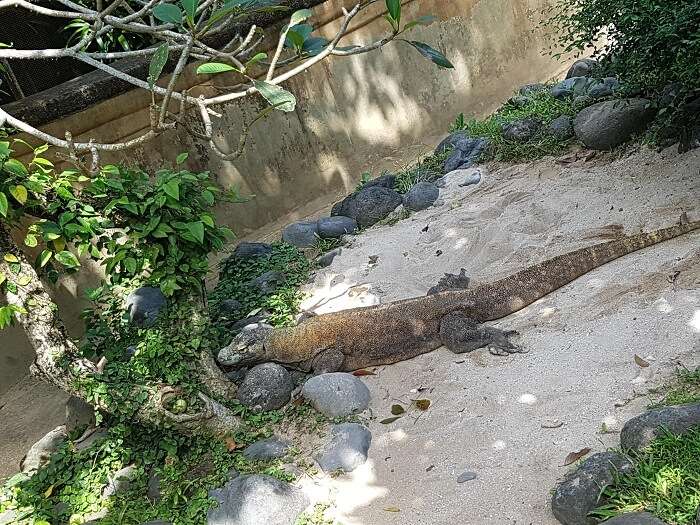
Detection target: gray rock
<box><xmin>620</xmin><ymin>402</ymin><xmax>700</xmax><ymax>450</ymax></box>
<box><xmin>237</xmin><ymin>363</ymin><xmax>293</xmax><ymax>411</ymax></box>
<box><xmin>502</xmin><ymin>117</ymin><xmax>542</xmax><ymax>142</ymax></box>
<box><xmin>74</xmin><ymin>428</ymin><xmax>109</xmax><ymax>452</ymax></box>
<box><xmin>318</xmin><ymin>216</ymin><xmax>358</xmax><ymax>238</ymax></box>
<box><xmin>551</xmin><ymin>77</ymin><xmax>598</xmax><ymax>100</ymax></box>
<box><xmin>316</xmin><ymin>248</ymin><xmax>342</xmax><ymax>268</ymax></box>
<box><xmin>331</xmin><ymin>186</ymin><xmax>403</xmax><ymax>228</ymax></box>
<box><xmin>588</xmin><ymin>82</ymin><xmax>614</xmax><ymax>99</ymax></box>
<box><xmin>602</xmin><ymin>512</ymin><xmax>668</xmax><ymax>525</ymax></box>
<box><xmin>147</xmin><ymin>471</ymin><xmax>162</xmax><ymax>503</ymax></box>
<box><xmin>301</xmin><ymin>373</ymin><xmax>371</xmax><ymax>418</ymax></box>
<box><xmin>435</xmin><ymin>132</ymin><xmax>490</xmax><ymax>173</ymax></box>
<box><xmin>519</xmin><ymin>83</ymin><xmax>546</xmax><ymax>96</ymax></box>
<box><xmin>574</xmin><ymin>95</ymin><xmax>595</xmax><ymax>108</ymax></box>
<box><xmin>282</xmin><ymin>221</ymin><xmax>319</xmax><ymax>248</ymax></box>
<box><xmin>574</xmin><ymin>98</ymin><xmax>656</xmax><ymax>150</ymax></box>
<box><xmin>548</xmin><ymin>115</ymin><xmax>575</xmax><ymax>140</ymax></box>
<box><xmin>403</xmin><ymin>182</ymin><xmax>439</xmax><ymax>211</ymax></box>
<box><xmin>551</xmin><ymin>451</ymin><xmax>634</xmax><ymax>525</ymax></box>
<box><xmin>457</xmin><ymin>471</ymin><xmax>477</xmax><ymax>483</ymax></box>
<box><xmin>21</xmin><ymin>425</ymin><xmax>67</xmax><ymax>473</ymax></box>
<box><xmin>248</xmin><ymin>270</ymin><xmax>286</xmax><ymax>295</ymax></box>
<box><xmin>82</xmin><ymin>509</ymin><xmax>108</xmax><ymax>524</ymax></box>
<box><xmin>207</xmin><ymin>474</ymin><xmax>309</xmax><ymax>525</ymax></box>
<box><xmin>103</xmin><ymin>465</ymin><xmax>137</xmax><ymax>498</ymax></box>
<box><xmin>566</xmin><ymin>58</ymin><xmax>598</xmax><ymax>79</ymax></box>
<box><xmin>232</xmin><ymin>242</ymin><xmax>273</xmax><ymax>260</ymax></box>
<box><xmin>225</xmin><ymin>368</ymin><xmax>248</xmax><ymax>385</ymax></box>
<box><xmin>460</xmin><ymin>171</ymin><xmax>482</xmax><ymax>186</ymax></box>
<box><xmin>65</xmin><ymin>396</ymin><xmax>95</xmax><ymax>431</ymax></box>
<box><xmin>243</xmin><ymin>438</ymin><xmax>291</xmax><ymax>461</ymax></box>
<box><xmin>230</xmin><ymin>314</ymin><xmax>269</xmax><ymax>332</ymax></box>
<box><xmin>218</xmin><ymin>299</ymin><xmax>243</xmax><ymax>317</ymax></box>
<box><xmin>316</xmin><ymin>423</ymin><xmax>372</xmax><ymax>473</ymax></box>
<box><xmin>659</xmin><ymin>83</ymin><xmax>683</xmax><ymax>108</ymax></box>
<box><xmin>510</xmin><ymin>95</ymin><xmax>531</xmax><ymax>108</ymax></box>
<box><xmin>125</xmin><ymin>287</ymin><xmax>166</xmax><ymax>327</ymax></box>
<box><xmin>0</xmin><ymin>511</ymin><xmax>17</xmax><ymax>525</ymax></box>
<box><xmin>360</xmin><ymin>173</ymin><xmax>396</xmax><ymax>190</ymax></box>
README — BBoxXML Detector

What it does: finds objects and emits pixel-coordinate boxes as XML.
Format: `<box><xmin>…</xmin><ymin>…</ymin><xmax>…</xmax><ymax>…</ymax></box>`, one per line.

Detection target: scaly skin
<box><xmin>219</xmin><ymin>220</ymin><xmax>699</xmax><ymax>372</ymax></box>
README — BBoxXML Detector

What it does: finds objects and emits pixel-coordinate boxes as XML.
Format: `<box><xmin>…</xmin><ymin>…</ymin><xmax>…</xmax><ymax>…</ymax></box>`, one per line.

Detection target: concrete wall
<box><xmin>1</xmin><ymin>0</ymin><xmax>571</xmax><ymax>395</ymax></box>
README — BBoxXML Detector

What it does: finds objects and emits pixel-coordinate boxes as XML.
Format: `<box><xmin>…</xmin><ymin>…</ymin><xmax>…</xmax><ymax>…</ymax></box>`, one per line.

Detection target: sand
<box><xmin>297</xmin><ymin>145</ymin><xmax>700</xmax><ymax>525</ymax></box>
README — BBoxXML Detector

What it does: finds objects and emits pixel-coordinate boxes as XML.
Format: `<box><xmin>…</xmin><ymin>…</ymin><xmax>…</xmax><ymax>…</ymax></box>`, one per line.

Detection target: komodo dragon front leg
<box><xmin>439</xmin><ymin>312</ymin><xmax>524</xmax><ymax>356</ymax></box>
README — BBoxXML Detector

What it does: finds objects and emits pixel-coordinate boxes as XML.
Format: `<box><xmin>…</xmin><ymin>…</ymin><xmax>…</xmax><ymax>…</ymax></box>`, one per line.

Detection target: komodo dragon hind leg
<box><xmin>310</xmin><ymin>348</ymin><xmax>345</xmax><ymax>374</ymax></box>
<box><xmin>439</xmin><ymin>312</ymin><xmax>525</xmax><ymax>356</ymax></box>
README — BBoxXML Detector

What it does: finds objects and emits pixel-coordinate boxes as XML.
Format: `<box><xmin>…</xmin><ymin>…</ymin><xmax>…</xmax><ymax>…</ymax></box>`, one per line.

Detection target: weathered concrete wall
<box><xmin>2</xmin><ymin>0</ymin><xmax>571</xmax><ymax>395</ymax></box>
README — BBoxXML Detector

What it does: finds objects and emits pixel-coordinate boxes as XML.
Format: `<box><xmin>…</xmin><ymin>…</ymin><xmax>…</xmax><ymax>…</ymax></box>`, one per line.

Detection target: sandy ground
<box><xmin>297</xmin><ymin>146</ymin><xmax>700</xmax><ymax>525</ymax></box>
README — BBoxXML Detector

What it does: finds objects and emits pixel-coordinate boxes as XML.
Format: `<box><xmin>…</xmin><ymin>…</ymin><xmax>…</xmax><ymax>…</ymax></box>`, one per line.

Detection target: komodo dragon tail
<box><xmin>480</xmin><ymin>219</ymin><xmax>700</xmax><ymax>321</ymax></box>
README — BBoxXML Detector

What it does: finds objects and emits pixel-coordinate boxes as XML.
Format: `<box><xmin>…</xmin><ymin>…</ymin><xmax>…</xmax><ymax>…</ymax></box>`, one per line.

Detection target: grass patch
<box><xmin>314</xmin><ymin>236</ymin><xmax>343</xmax><ymax>255</ymax></box>
<box><xmin>650</xmin><ymin>368</ymin><xmax>700</xmax><ymax>409</ymax></box>
<box><xmin>592</xmin><ymin>429</ymin><xmax>700</xmax><ymax>525</ymax></box>
<box><xmin>451</xmin><ymin>88</ymin><xmax>579</xmax><ymax>162</ymax></box>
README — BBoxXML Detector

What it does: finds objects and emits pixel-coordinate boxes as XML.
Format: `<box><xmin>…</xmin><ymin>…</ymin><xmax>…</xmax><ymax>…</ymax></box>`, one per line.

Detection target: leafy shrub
<box><xmin>546</xmin><ymin>0</ymin><xmax>700</xmax><ymax>91</ymax></box>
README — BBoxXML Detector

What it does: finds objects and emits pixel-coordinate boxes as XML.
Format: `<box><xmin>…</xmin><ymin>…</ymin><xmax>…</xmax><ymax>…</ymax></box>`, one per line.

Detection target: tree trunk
<box><xmin>0</xmin><ymin>222</ymin><xmax>241</xmax><ymax>437</ymax></box>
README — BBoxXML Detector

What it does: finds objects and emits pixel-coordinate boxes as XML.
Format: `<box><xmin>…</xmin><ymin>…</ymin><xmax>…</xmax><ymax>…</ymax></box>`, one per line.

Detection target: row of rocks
<box><xmin>282</xmin><ymin>215</ymin><xmax>359</xmax><ymax>249</ymax></box>
<box><xmin>552</xmin><ymin>401</ymin><xmax>700</xmax><ymax>525</ymax></box>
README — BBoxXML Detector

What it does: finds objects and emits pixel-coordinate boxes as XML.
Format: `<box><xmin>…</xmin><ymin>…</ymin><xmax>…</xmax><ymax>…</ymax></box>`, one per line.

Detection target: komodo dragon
<box><xmin>218</xmin><ymin>220</ymin><xmax>699</xmax><ymax>373</ymax></box>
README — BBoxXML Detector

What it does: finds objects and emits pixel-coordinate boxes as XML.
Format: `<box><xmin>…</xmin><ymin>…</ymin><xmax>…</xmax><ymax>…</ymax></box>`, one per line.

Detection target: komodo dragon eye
<box><xmin>217</xmin><ymin>323</ymin><xmax>272</xmax><ymax>367</ymax></box>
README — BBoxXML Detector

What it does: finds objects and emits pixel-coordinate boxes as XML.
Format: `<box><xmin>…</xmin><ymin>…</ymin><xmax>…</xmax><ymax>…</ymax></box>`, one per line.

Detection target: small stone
<box><xmin>147</xmin><ymin>471</ymin><xmax>162</xmax><ymax>503</ymax></box>
<box><xmin>232</xmin><ymin>242</ymin><xmax>273</xmax><ymax>259</ymax></box>
<box><xmin>218</xmin><ymin>299</ymin><xmax>243</xmax><ymax>317</ymax></box>
<box><xmin>550</xmin><ymin>77</ymin><xmax>597</xmax><ymax>100</ymax></box>
<box><xmin>548</xmin><ymin>116</ymin><xmax>574</xmax><ymax>140</ymax></box>
<box><xmin>65</xmin><ymin>396</ymin><xmax>95</xmax><ymax>432</ymax></box>
<box><xmin>282</xmin><ymin>221</ymin><xmax>320</xmax><ymax>248</ymax></box>
<box><xmin>435</xmin><ymin>132</ymin><xmax>491</xmax><ymax>173</ymax></box>
<box><xmin>225</xmin><ymin>368</ymin><xmax>247</xmax><ymax>385</ymax></box>
<box><xmin>207</xmin><ymin>474</ymin><xmax>309</xmax><ymax>525</ymax></box>
<box><xmin>243</xmin><ymin>438</ymin><xmax>291</xmax><ymax>461</ymax></box>
<box><xmin>588</xmin><ymin>82</ymin><xmax>614</xmax><ymax>99</ymax></box>
<box><xmin>620</xmin><ymin>402</ymin><xmax>700</xmax><ymax>450</ymax></box>
<box><xmin>510</xmin><ymin>95</ymin><xmax>531</xmax><ymax>108</ymax></box>
<box><xmin>602</xmin><ymin>512</ymin><xmax>669</xmax><ymax>525</ymax></box>
<box><xmin>459</xmin><ymin>171</ymin><xmax>482</xmax><ymax>187</ymax></box>
<box><xmin>230</xmin><ymin>314</ymin><xmax>269</xmax><ymax>332</ymax></box>
<box><xmin>541</xmin><ymin>419</ymin><xmax>564</xmax><ymax>429</ymax></box>
<box><xmin>457</xmin><ymin>471</ymin><xmax>477</xmax><ymax>483</ymax></box>
<box><xmin>316</xmin><ymin>248</ymin><xmax>342</xmax><ymax>268</ymax></box>
<box><xmin>318</xmin><ymin>216</ymin><xmax>358</xmax><ymax>238</ymax></box>
<box><xmin>74</xmin><ymin>428</ymin><xmax>109</xmax><ymax>452</ymax></box>
<box><xmin>102</xmin><ymin>465</ymin><xmax>137</xmax><ymax>498</ymax></box>
<box><xmin>316</xmin><ymin>423</ymin><xmax>372</xmax><ymax>473</ymax></box>
<box><xmin>519</xmin><ymin>83</ymin><xmax>546</xmax><ymax>96</ymax></box>
<box><xmin>237</xmin><ymin>363</ymin><xmax>293</xmax><ymax>411</ymax></box>
<box><xmin>566</xmin><ymin>58</ymin><xmax>598</xmax><ymax>79</ymax></box>
<box><xmin>302</xmin><ymin>373</ymin><xmax>371</xmax><ymax>418</ymax></box>
<box><xmin>502</xmin><ymin>117</ymin><xmax>542</xmax><ymax>142</ymax></box>
<box><xmin>125</xmin><ymin>287</ymin><xmax>166</xmax><ymax>327</ymax></box>
<box><xmin>403</xmin><ymin>182</ymin><xmax>439</xmax><ymax>212</ymax></box>
<box><xmin>21</xmin><ymin>425</ymin><xmax>67</xmax><ymax>473</ymax></box>
<box><xmin>247</xmin><ymin>270</ymin><xmax>286</xmax><ymax>295</ymax></box>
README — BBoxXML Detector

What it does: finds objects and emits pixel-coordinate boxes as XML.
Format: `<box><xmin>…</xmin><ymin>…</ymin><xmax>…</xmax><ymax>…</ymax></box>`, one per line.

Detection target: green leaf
<box><xmin>289</xmin><ymin>8</ymin><xmax>312</xmax><ymax>26</ymax></box>
<box><xmin>176</xmin><ymin>152</ymin><xmax>189</xmax><ymax>165</ymax></box>
<box><xmin>148</xmin><ymin>42</ymin><xmax>170</xmax><ymax>89</ymax></box>
<box><xmin>124</xmin><ymin>257</ymin><xmax>137</xmax><ymax>274</ymax></box>
<box><xmin>0</xmin><ymin>141</ymin><xmax>11</xmax><ymax>158</ymax></box>
<box><xmin>181</xmin><ymin>0</ymin><xmax>199</xmax><ymax>21</ymax></box>
<box><xmin>302</xmin><ymin>37</ymin><xmax>328</xmax><ymax>56</ymax></box>
<box><xmin>196</xmin><ymin>62</ymin><xmax>240</xmax><ymax>75</ymax></box>
<box><xmin>3</xmin><ymin>158</ymin><xmax>28</xmax><ymax>176</ymax></box>
<box><xmin>404</xmin><ymin>15</ymin><xmax>437</xmax><ymax>30</ymax></box>
<box><xmin>0</xmin><ymin>306</ymin><xmax>13</xmax><ymax>329</ymax></box>
<box><xmin>38</xmin><ymin>250</ymin><xmax>52</xmax><ymax>268</ymax></box>
<box><xmin>9</xmin><ymin>185</ymin><xmax>27</xmax><ymax>205</ymax></box>
<box><xmin>245</xmin><ymin>52</ymin><xmax>267</xmax><ymax>68</ymax></box>
<box><xmin>17</xmin><ymin>275</ymin><xmax>31</xmax><ymax>286</ymax></box>
<box><xmin>0</xmin><ymin>272</ymin><xmax>5</xmax><ymax>286</ymax></box>
<box><xmin>3</xmin><ymin>254</ymin><xmax>18</xmax><ymax>263</ymax></box>
<box><xmin>252</xmin><ymin>80</ymin><xmax>296</xmax><ymax>112</ymax></box>
<box><xmin>24</xmin><ymin>234</ymin><xmax>38</xmax><ymax>248</ymax></box>
<box><xmin>386</xmin><ymin>0</ymin><xmax>400</xmax><ymax>24</ymax></box>
<box><xmin>185</xmin><ymin>221</ymin><xmax>205</xmax><ymax>244</ymax></box>
<box><xmin>200</xmin><ymin>214</ymin><xmax>215</xmax><ymax>227</ymax></box>
<box><xmin>59</xmin><ymin>211</ymin><xmax>76</xmax><ymax>227</ymax></box>
<box><xmin>0</xmin><ymin>192</ymin><xmax>8</xmax><ymax>217</ymax></box>
<box><xmin>55</xmin><ymin>251</ymin><xmax>81</xmax><ymax>268</ymax></box>
<box><xmin>163</xmin><ymin>180</ymin><xmax>180</xmax><ymax>200</ymax></box>
<box><xmin>201</xmin><ymin>190</ymin><xmax>215</xmax><ymax>206</ymax></box>
<box><xmin>406</xmin><ymin>40</ymin><xmax>454</xmax><ymax>68</ymax></box>
<box><xmin>153</xmin><ymin>3</ymin><xmax>183</xmax><ymax>24</ymax></box>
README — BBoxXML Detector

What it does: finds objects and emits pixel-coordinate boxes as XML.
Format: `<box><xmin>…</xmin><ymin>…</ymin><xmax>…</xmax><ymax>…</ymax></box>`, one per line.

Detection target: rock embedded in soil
<box><xmin>551</xmin><ymin>451</ymin><xmax>634</xmax><ymax>525</ymax></box>
<box><xmin>502</xmin><ymin>117</ymin><xmax>542</xmax><ymax>142</ymax></box>
<box><xmin>602</xmin><ymin>512</ymin><xmax>669</xmax><ymax>525</ymax></box>
<box><xmin>65</xmin><ymin>396</ymin><xmax>95</xmax><ymax>431</ymax></box>
<box><xmin>237</xmin><ymin>363</ymin><xmax>294</xmax><ymax>411</ymax></box>
<box><xmin>566</xmin><ymin>58</ymin><xmax>598</xmax><ymax>79</ymax></box>
<box><xmin>548</xmin><ymin>116</ymin><xmax>575</xmax><ymax>141</ymax></box>
<box><xmin>318</xmin><ymin>216</ymin><xmax>358</xmax><ymax>238</ymax></box>
<box><xmin>457</xmin><ymin>471</ymin><xmax>477</xmax><ymax>483</ymax></box>
<box><xmin>207</xmin><ymin>474</ymin><xmax>309</xmax><ymax>525</ymax></box>
<box><xmin>125</xmin><ymin>287</ymin><xmax>167</xmax><ymax>327</ymax></box>
<box><xmin>282</xmin><ymin>221</ymin><xmax>320</xmax><ymax>248</ymax></box>
<box><xmin>316</xmin><ymin>423</ymin><xmax>372</xmax><ymax>473</ymax></box>
<box><xmin>403</xmin><ymin>181</ymin><xmax>439</xmax><ymax>211</ymax></box>
<box><xmin>574</xmin><ymin>98</ymin><xmax>656</xmax><ymax>150</ymax></box>
<box><xmin>331</xmin><ymin>186</ymin><xmax>403</xmax><ymax>228</ymax></box>
<box><xmin>620</xmin><ymin>402</ymin><xmax>700</xmax><ymax>450</ymax></box>
<box><xmin>21</xmin><ymin>425</ymin><xmax>67</xmax><ymax>473</ymax></box>
<box><xmin>435</xmin><ymin>132</ymin><xmax>490</xmax><ymax>173</ymax></box>
<box><xmin>232</xmin><ymin>242</ymin><xmax>273</xmax><ymax>260</ymax></box>
<box><xmin>102</xmin><ymin>465</ymin><xmax>138</xmax><ymax>498</ymax></box>
<box><xmin>243</xmin><ymin>438</ymin><xmax>291</xmax><ymax>461</ymax></box>
<box><xmin>301</xmin><ymin>372</ymin><xmax>371</xmax><ymax>418</ymax></box>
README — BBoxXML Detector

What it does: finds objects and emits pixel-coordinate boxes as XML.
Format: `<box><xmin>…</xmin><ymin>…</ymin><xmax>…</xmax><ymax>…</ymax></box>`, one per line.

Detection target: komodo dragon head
<box><xmin>217</xmin><ymin>322</ymin><xmax>273</xmax><ymax>367</ymax></box>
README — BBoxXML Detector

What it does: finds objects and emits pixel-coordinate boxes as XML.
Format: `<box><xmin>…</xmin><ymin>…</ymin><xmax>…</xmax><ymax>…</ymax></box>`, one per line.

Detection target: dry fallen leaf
<box><xmin>353</xmin><ymin>369</ymin><xmax>376</xmax><ymax>377</ymax></box>
<box><xmin>384</xmin><ymin>507</ymin><xmax>400</xmax><ymax>513</ymax></box>
<box><xmin>391</xmin><ymin>404</ymin><xmax>405</xmax><ymax>416</ymax></box>
<box><xmin>380</xmin><ymin>416</ymin><xmax>402</xmax><ymax>425</ymax></box>
<box><xmin>224</xmin><ymin>437</ymin><xmax>240</xmax><ymax>452</ymax></box>
<box><xmin>634</xmin><ymin>354</ymin><xmax>650</xmax><ymax>368</ymax></box>
<box><xmin>563</xmin><ymin>447</ymin><xmax>591</xmax><ymax>466</ymax></box>
<box><xmin>414</xmin><ymin>399</ymin><xmax>431</xmax><ymax>411</ymax></box>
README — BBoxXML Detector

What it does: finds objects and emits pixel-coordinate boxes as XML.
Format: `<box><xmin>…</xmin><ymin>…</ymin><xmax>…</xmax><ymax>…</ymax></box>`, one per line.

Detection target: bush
<box><xmin>546</xmin><ymin>0</ymin><xmax>700</xmax><ymax>91</ymax></box>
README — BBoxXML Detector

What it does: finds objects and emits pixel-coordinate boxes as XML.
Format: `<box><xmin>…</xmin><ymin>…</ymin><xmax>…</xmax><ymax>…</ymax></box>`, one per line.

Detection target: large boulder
<box><xmin>282</xmin><ymin>221</ymin><xmax>319</xmax><ymax>248</ymax></box>
<box><xmin>331</xmin><ymin>186</ymin><xmax>403</xmax><ymax>228</ymax></box>
<box><xmin>243</xmin><ymin>437</ymin><xmax>291</xmax><ymax>461</ymax></box>
<box><xmin>548</xmin><ymin>115</ymin><xmax>575</xmax><ymax>140</ymax></box>
<box><xmin>502</xmin><ymin>117</ymin><xmax>542</xmax><ymax>142</ymax></box>
<box><xmin>21</xmin><ymin>425</ymin><xmax>67</xmax><ymax>473</ymax></box>
<box><xmin>435</xmin><ymin>132</ymin><xmax>490</xmax><ymax>173</ymax></box>
<box><xmin>207</xmin><ymin>474</ymin><xmax>309</xmax><ymax>525</ymax></box>
<box><xmin>231</xmin><ymin>242</ymin><xmax>273</xmax><ymax>260</ymax></box>
<box><xmin>318</xmin><ymin>216</ymin><xmax>358</xmax><ymax>238</ymax></box>
<box><xmin>620</xmin><ymin>402</ymin><xmax>700</xmax><ymax>450</ymax></box>
<box><xmin>301</xmin><ymin>373</ymin><xmax>371</xmax><ymax>418</ymax></box>
<box><xmin>237</xmin><ymin>363</ymin><xmax>294</xmax><ymax>411</ymax></box>
<box><xmin>566</xmin><ymin>58</ymin><xmax>598</xmax><ymax>79</ymax></box>
<box><xmin>573</xmin><ymin>99</ymin><xmax>656</xmax><ymax>150</ymax></box>
<box><xmin>403</xmin><ymin>182</ymin><xmax>439</xmax><ymax>211</ymax></box>
<box><xmin>125</xmin><ymin>287</ymin><xmax>167</xmax><ymax>327</ymax></box>
<box><xmin>602</xmin><ymin>513</ymin><xmax>668</xmax><ymax>525</ymax></box>
<box><xmin>551</xmin><ymin>451</ymin><xmax>634</xmax><ymax>525</ymax></box>
<box><xmin>316</xmin><ymin>423</ymin><xmax>372</xmax><ymax>474</ymax></box>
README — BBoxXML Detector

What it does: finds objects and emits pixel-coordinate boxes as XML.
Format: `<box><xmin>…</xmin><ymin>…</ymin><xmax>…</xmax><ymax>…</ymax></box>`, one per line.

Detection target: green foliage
<box><xmin>393</xmin><ymin>151</ymin><xmax>447</xmax><ymax>194</ymax></box>
<box><xmin>450</xmin><ymin>88</ymin><xmax>579</xmax><ymax>161</ymax></box>
<box><xmin>545</xmin><ymin>0</ymin><xmax>700</xmax><ymax>91</ymax></box>
<box><xmin>649</xmin><ymin>369</ymin><xmax>700</xmax><ymax>409</ymax></box>
<box><xmin>315</xmin><ymin>237</ymin><xmax>343</xmax><ymax>255</ymax></box>
<box><xmin>592</xmin><ymin>429</ymin><xmax>700</xmax><ymax>524</ymax></box>
<box><xmin>295</xmin><ymin>503</ymin><xmax>336</xmax><ymax>525</ymax></box>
